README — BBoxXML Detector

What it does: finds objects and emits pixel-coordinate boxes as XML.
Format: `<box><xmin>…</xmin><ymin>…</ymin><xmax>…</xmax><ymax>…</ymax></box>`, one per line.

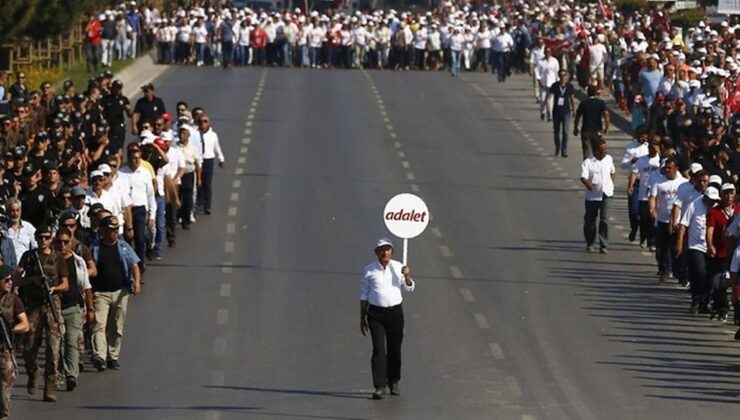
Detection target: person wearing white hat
<box><xmin>360</xmin><ymin>237</ymin><xmax>415</xmax><ymax>400</ymax></box>
<box><xmin>676</xmin><ymin>185</ymin><xmax>719</xmax><ymax>314</ymax></box>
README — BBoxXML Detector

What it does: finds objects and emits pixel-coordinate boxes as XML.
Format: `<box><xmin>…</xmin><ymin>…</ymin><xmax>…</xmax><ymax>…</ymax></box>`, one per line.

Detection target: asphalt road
<box><xmin>14</xmin><ymin>66</ymin><xmax>740</xmax><ymax>420</ymax></box>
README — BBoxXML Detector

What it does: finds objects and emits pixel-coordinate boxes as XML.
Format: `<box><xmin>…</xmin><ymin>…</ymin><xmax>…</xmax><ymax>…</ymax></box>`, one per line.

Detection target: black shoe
<box><xmin>698</xmin><ymin>304</ymin><xmax>710</xmax><ymax>314</ymax></box>
<box><xmin>689</xmin><ymin>302</ymin><xmax>699</xmax><ymax>314</ymax></box>
<box><xmin>541</xmin><ymin>113</ymin><xmax>545</xmax><ymax>121</ymax></box>
<box><xmin>389</xmin><ymin>383</ymin><xmax>400</xmax><ymax>396</ymax></box>
<box><xmin>204</xmin><ymin>209</ymin><xmax>211</xmax><ymax>215</ymax></box>
<box><xmin>735</xmin><ymin>328</ymin><xmax>740</xmax><ymax>340</ymax></box>
<box><xmin>66</xmin><ymin>376</ymin><xmax>77</xmax><ymax>392</ymax></box>
<box><xmin>561</xmin><ymin>152</ymin><xmax>568</xmax><ymax>158</ymax></box>
<box><xmin>91</xmin><ymin>357</ymin><xmax>106</xmax><ymax>372</ymax></box>
<box><xmin>628</xmin><ymin>229</ymin><xmax>637</xmax><ymax>242</ymax></box>
<box><xmin>107</xmin><ymin>360</ymin><xmax>120</xmax><ymax>370</ymax></box>
<box><xmin>372</xmin><ymin>387</ymin><xmax>384</xmax><ymax>400</ymax></box>
<box><xmin>181</xmin><ymin>225</ymin><xmax>191</xmax><ymax>230</ymax></box>
<box><xmin>554</xmin><ymin>151</ymin><xmax>560</xmax><ymax>157</ymax></box>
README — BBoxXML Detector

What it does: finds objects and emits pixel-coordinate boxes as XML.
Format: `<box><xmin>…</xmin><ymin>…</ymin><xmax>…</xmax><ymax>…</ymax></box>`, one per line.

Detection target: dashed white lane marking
<box><xmin>432</xmin><ymin>227</ymin><xmax>443</xmax><ymax>238</ymax></box>
<box><xmin>489</xmin><ymin>343</ymin><xmax>505</xmax><ymax>359</ymax></box>
<box><xmin>474</xmin><ymin>313</ymin><xmax>490</xmax><ymax>329</ymax></box>
<box><xmin>397</xmin><ymin>151</ymin><xmax>406</xmax><ymax>158</ymax></box>
<box><xmin>242</xmin><ymin>138</ymin><xmax>250</xmax><ymax>145</ymax></box>
<box><xmin>608</xmin><ymin>216</ymin><xmax>616</xmax><ymax>222</ymax></box>
<box><xmin>211</xmin><ymin>370</ymin><xmax>225</xmax><ymax>386</ymax></box>
<box><xmin>389</xmin><ymin>132</ymin><xmax>397</xmax><ymax>139</ymax></box>
<box><xmin>237</xmin><ymin>156</ymin><xmax>246</xmax><ymax>164</ymax></box>
<box><xmin>228</xmin><ymin>207</ymin><xmax>238</xmax><ymax>217</ymax></box>
<box><xmin>393</xmin><ymin>141</ymin><xmax>402</xmax><ymax>148</ymax></box>
<box><xmin>214</xmin><ymin>338</ymin><xmax>227</xmax><ymax>355</ymax></box>
<box><xmin>243</xmin><ymin>128</ymin><xmax>250</xmax><ymax>135</ymax></box>
<box><xmin>386</xmin><ymin>124</ymin><xmax>394</xmax><ymax>131</ymax></box>
<box><xmin>522</xmin><ymin>415</ymin><xmax>536</xmax><ymax>420</ymax></box>
<box><xmin>220</xmin><ymin>283</ymin><xmax>231</xmax><ymax>297</ymax></box>
<box><xmin>226</xmin><ymin>223</ymin><xmax>236</xmax><ymax>234</ymax></box>
<box><xmin>406</xmin><ymin>172</ymin><xmax>415</xmax><ymax>180</ymax></box>
<box><xmin>460</xmin><ymin>288</ymin><xmax>475</xmax><ymax>302</ymax></box>
<box><xmin>546</xmin><ymin>157</ymin><xmax>554</xmax><ymax>161</ymax></box>
<box><xmin>559</xmin><ymin>172</ymin><xmax>568</xmax><ymax>177</ymax></box>
<box><xmin>232</xmin><ymin>180</ymin><xmax>241</xmax><ymax>188</ymax></box>
<box><xmin>247</xmin><ymin>114</ymin><xmax>254</xmax><ymax>120</ymax></box>
<box><xmin>410</xmin><ymin>184</ymin><xmax>421</xmax><ymax>193</ymax></box>
<box><xmin>506</xmin><ymin>376</ymin><xmax>523</xmax><ymax>397</ymax></box>
<box><xmin>641</xmin><ymin>251</ymin><xmax>652</xmax><ymax>257</ymax></box>
<box><xmin>401</xmin><ymin>161</ymin><xmax>411</xmax><ymax>169</ymax></box>
<box><xmin>249</xmin><ymin>108</ymin><xmax>256</xmax><ymax>113</ymax></box>
<box><xmin>439</xmin><ymin>245</ymin><xmax>453</xmax><ymax>257</ymax></box>
<box><xmin>240</xmin><ymin>147</ymin><xmax>248</xmax><ymax>153</ymax></box>
<box><xmin>217</xmin><ymin>309</ymin><xmax>229</xmax><ymax>325</ymax></box>
<box><xmin>449</xmin><ymin>265</ymin><xmax>463</xmax><ymax>279</ymax></box>
<box><xmin>246</xmin><ymin>121</ymin><xmax>253</xmax><ymax>127</ymax></box>
<box><xmin>235</xmin><ymin>168</ymin><xmax>244</xmax><ymax>175</ymax></box>
<box><xmin>383</xmin><ymin>117</ymin><xmax>390</xmax><ymax>123</ymax></box>
<box><xmin>230</xmin><ymin>193</ymin><xmax>239</xmax><ymax>202</ymax></box>
<box><xmin>615</xmin><ymin>225</ymin><xmax>625</xmax><ymax>230</ymax></box>
<box><xmin>221</xmin><ymin>261</ymin><xmax>233</xmax><ymax>274</ymax></box>
<box><xmin>224</xmin><ymin>241</ymin><xmax>235</xmax><ymax>253</ymax></box>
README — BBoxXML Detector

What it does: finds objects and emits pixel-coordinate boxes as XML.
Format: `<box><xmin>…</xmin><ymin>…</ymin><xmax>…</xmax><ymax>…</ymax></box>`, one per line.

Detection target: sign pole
<box><xmin>403</xmin><ymin>238</ymin><xmax>408</xmax><ymax>266</ymax></box>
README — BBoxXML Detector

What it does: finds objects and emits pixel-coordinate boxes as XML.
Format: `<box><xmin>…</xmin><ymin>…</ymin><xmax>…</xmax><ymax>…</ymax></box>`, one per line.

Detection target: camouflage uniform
<box><xmin>0</xmin><ymin>292</ymin><xmax>21</xmax><ymax>419</ymax></box>
<box><xmin>18</xmin><ymin>250</ymin><xmax>66</xmax><ymax>398</ymax></box>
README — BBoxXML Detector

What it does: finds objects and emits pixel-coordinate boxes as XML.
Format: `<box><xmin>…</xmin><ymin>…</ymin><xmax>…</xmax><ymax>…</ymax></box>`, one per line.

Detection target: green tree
<box><xmin>22</xmin><ymin>0</ymin><xmax>104</xmax><ymax>41</ymax></box>
<box><xmin>0</xmin><ymin>0</ymin><xmax>40</xmax><ymax>43</ymax></box>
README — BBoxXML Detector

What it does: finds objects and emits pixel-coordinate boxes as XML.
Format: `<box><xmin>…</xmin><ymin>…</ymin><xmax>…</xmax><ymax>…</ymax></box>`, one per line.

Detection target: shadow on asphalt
<box><xmin>204</xmin><ymin>385</ymin><xmax>370</xmax><ymax>401</ymax></box>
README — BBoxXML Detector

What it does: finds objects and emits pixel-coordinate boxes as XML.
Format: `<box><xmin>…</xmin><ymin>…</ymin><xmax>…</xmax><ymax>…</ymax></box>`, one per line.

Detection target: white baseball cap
<box><xmin>709</xmin><ymin>175</ymin><xmax>723</xmax><ymax>185</ymax></box>
<box><xmin>704</xmin><ymin>186</ymin><xmax>720</xmax><ymax>200</ymax></box>
<box><xmin>690</xmin><ymin>162</ymin><xmax>703</xmax><ymax>174</ymax></box>
<box><xmin>721</xmin><ymin>183</ymin><xmax>736</xmax><ymax>192</ymax></box>
<box><xmin>375</xmin><ymin>238</ymin><xmax>394</xmax><ymax>249</ymax></box>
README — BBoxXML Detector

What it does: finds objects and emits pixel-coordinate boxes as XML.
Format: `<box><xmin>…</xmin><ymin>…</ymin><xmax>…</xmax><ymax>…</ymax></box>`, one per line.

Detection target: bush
<box><xmin>671</xmin><ymin>8</ymin><xmax>706</xmax><ymax>29</ymax></box>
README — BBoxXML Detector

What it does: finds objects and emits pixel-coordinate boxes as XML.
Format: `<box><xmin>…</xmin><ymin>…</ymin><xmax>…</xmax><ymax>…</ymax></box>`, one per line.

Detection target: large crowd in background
<box><xmin>2</xmin><ymin>0</ymin><xmax>740</xmax><ymax>415</ymax></box>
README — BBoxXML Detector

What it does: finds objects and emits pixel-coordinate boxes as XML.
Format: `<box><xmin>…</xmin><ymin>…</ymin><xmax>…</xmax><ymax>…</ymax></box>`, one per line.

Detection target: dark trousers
<box><xmin>708</xmin><ymin>257</ymin><xmax>729</xmax><ymax>315</ymax></box>
<box><xmin>687</xmin><ymin>249</ymin><xmax>708</xmax><ymax>304</ymax></box>
<box><xmin>197</xmin><ymin>159</ymin><xmax>214</xmax><ymax>212</ymax></box>
<box><xmin>493</xmin><ymin>51</ymin><xmax>510</xmax><ymax>82</ymax></box>
<box><xmin>584</xmin><ymin>197</ymin><xmax>609</xmax><ymax>249</ymax></box>
<box><xmin>581</xmin><ymin>131</ymin><xmax>601</xmax><ymax>160</ymax></box>
<box><xmin>638</xmin><ymin>201</ymin><xmax>654</xmax><ymax>246</ymax></box>
<box><xmin>165</xmin><ymin>201</ymin><xmax>177</xmax><ymax>244</ymax></box>
<box><xmin>179</xmin><ymin>172</ymin><xmax>195</xmax><ymax>227</ymax></box>
<box><xmin>222</xmin><ymin>41</ymin><xmax>233</xmax><ymax>67</ymax></box>
<box><xmin>131</xmin><ymin>206</ymin><xmax>147</xmax><ymax>268</ymax></box>
<box><xmin>367</xmin><ymin>304</ymin><xmax>404</xmax><ymax>388</ymax></box>
<box><xmin>655</xmin><ymin>222</ymin><xmax>676</xmax><ymax>276</ymax></box>
<box><xmin>553</xmin><ymin>112</ymin><xmax>571</xmax><ymax>154</ymax></box>
<box><xmin>627</xmin><ymin>180</ymin><xmax>640</xmax><ymax>234</ymax></box>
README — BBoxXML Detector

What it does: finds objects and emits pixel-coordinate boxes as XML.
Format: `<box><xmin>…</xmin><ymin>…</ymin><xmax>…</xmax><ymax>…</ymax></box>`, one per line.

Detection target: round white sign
<box><xmin>383</xmin><ymin>193</ymin><xmax>430</xmax><ymax>239</ymax></box>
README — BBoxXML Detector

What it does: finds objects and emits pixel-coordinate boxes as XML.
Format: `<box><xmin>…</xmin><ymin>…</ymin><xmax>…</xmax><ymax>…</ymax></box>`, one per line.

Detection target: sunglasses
<box><xmin>36</xmin><ymin>235</ymin><xmax>52</xmax><ymax>240</ymax></box>
<box><xmin>56</xmin><ymin>239</ymin><xmax>70</xmax><ymax>245</ymax></box>
<box><xmin>61</xmin><ymin>195</ymin><xmax>72</xmax><ymax>200</ymax></box>
<box><xmin>199</xmin><ymin>120</ymin><xmax>209</xmax><ymax>124</ymax></box>
<box><xmin>1</xmin><ymin>277</ymin><xmax>11</xmax><ymax>283</ymax></box>
<box><xmin>64</xmin><ymin>223</ymin><xmax>76</xmax><ymax>228</ymax></box>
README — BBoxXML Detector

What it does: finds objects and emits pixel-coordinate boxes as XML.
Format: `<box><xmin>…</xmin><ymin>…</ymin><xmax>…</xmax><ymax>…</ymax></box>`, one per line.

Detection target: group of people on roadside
<box><xmin>0</xmin><ymin>66</ymin><xmax>224</xmax><ymax>417</ymax></box>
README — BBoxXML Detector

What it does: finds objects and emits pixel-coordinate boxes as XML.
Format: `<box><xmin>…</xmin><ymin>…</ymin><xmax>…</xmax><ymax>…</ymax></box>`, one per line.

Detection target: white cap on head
<box><xmin>721</xmin><ymin>183</ymin><xmax>736</xmax><ymax>192</ymax></box>
<box><xmin>709</xmin><ymin>175</ymin><xmax>723</xmax><ymax>185</ymax></box>
<box><xmin>375</xmin><ymin>237</ymin><xmax>394</xmax><ymax>249</ymax></box>
<box><xmin>705</xmin><ymin>186</ymin><xmax>720</xmax><ymax>200</ymax></box>
<box><xmin>97</xmin><ymin>164</ymin><xmax>112</xmax><ymax>174</ymax></box>
<box><xmin>690</xmin><ymin>162</ymin><xmax>703</xmax><ymax>174</ymax></box>
<box><xmin>90</xmin><ymin>170</ymin><xmax>105</xmax><ymax>179</ymax></box>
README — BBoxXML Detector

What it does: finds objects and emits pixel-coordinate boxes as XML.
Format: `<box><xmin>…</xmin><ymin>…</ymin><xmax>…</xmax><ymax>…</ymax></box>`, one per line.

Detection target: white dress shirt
<box><xmin>680</xmin><ymin>197</ymin><xmax>711</xmax><ymax>252</ymax></box>
<box><xmin>4</xmin><ymin>221</ymin><xmax>36</xmax><ymax>265</ymax></box>
<box><xmin>360</xmin><ymin>260</ymin><xmax>415</xmax><ymax>307</ymax></box>
<box><xmin>200</xmin><ymin>128</ymin><xmax>225</xmax><ymax>163</ymax></box>
<box><xmin>119</xmin><ymin>165</ymin><xmax>157</xmax><ymax>221</ymax></box>
<box><xmin>535</xmin><ymin>56</ymin><xmax>560</xmax><ymax>88</ymax></box>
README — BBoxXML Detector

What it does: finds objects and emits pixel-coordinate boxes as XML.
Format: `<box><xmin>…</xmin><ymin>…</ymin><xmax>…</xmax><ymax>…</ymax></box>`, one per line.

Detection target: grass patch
<box><xmin>18</xmin><ymin>56</ymin><xmax>136</xmax><ymax>95</ymax></box>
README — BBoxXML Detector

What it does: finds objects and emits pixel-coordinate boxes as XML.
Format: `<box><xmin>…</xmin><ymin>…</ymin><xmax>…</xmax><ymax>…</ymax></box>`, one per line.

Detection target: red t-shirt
<box><xmin>250</xmin><ymin>29</ymin><xmax>267</xmax><ymax>49</ymax></box>
<box><xmin>86</xmin><ymin>21</ymin><xmax>103</xmax><ymax>45</ymax></box>
<box><xmin>706</xmin><ymin>204</ymin><xmax>740</xmax><ymax>258</ymax></box>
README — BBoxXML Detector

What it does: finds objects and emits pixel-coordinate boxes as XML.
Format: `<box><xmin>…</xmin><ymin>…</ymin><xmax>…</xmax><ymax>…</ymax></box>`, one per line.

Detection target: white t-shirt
<box><xmin>620</xmin><ymin>139</ymin><xmax>648</xmax><ymax>170</ymax></box>
<box><xmin>588</xmin><ymin>43</ymin><xmax>607</xmax><ymax>71</ymax></box>
<box><xmin>581</xmin><ymin>155</ymin><xmax>616</xmax><ymax>201</ymax></box>
<box><xmin>632</xmin><ymin>155</ymin><xmax>661</xmax><ymax>201</ymax></box>
<box><xmin>193</xmin><ymin>24</ymin><xmax>208</xmax><ymax>44</ymax></box>
<box><xmin>649</xmin><ymin>174</ymin><xmax>688</xmax><ymax>223</ymax></box>
<box><xmin>535</xmin><ymin>57</ymin><xmax>560</xmax><ymax>89</ymax></box>
<box><xmin>449</xmin><ymin>33</ymin><xmax>464</xmax><ymax>51</ymax></box>
<box><xmin>680</xmin><ymin>197</ymin><xmax>712</xmax><ymax>252</ymax></box>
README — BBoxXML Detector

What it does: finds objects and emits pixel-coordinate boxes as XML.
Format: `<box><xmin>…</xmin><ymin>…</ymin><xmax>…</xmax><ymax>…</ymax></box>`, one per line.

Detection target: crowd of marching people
<box><xmin>0</xmin><ymin>64</ymin><xmax>223</xmax><ymax>415</ymax></box>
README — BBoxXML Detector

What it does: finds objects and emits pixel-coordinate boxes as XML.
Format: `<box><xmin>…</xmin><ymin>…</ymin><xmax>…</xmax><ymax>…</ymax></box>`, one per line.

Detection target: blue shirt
<box><xmin>90</xmin><ymin>240</ymin><xmax>140</xmax><ymax>287</ymax></box>
<box><xmin>639</xmin><ymin>69</ymin><xmax>662</xmax><ymax>106</ymax></box>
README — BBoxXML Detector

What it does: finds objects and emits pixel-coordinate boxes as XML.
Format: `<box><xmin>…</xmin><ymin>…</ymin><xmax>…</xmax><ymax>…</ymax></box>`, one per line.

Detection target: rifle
<box><xmin>0</xmin><ymin>315</ymin><xmax>15</xmax><ymax>370</ymax></box>
<box><xmin>33</xmin><ymin>250</ymin><xmax>60</xmax><ymax>326</ymax></box>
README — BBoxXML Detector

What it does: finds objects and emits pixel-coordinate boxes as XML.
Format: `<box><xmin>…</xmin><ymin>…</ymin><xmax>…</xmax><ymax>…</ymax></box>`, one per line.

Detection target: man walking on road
<box><xmin>574</xmin><ymin>85</ymin><xmax>610</xmax><ymax>160</ymax></box>
<box><xmin>360</xmin><ymin>238</ymin><xmax>415</xmax><ymax>400</ymax></box>
<box><xmin>0</xmin><ymin>264</ymin><xmax>29</xmax><ymax>418</ymax></box>
<box><xmin>195</xmin><ymin>115</ymin><xmax>224</xmax><ymax>215</ymax></box>
<box><xmin>581</xmin><ymin>140</ymin><xmax>615</xmax><ymax>253</ymax></box>
<box><xmin>548</xmin><ymin>69</ymin><xmax>575</xmax><ymax>157</ymax></box>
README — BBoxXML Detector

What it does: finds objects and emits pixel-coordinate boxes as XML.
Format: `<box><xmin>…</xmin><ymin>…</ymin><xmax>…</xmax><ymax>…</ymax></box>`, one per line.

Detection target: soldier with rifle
<box><xmin>0</xmin><ymin>264</ymin><xmax>29</xmax><ymax>418</ymax></box>
<box><xmin>13</xmin><ymin>225</ymin><xmax>68</xmax><ymax>402</ymax></box>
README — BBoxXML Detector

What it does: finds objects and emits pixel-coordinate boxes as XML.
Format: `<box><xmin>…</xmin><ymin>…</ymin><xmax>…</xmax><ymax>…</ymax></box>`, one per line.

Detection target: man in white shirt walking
<box><xmin>580</xmin><ymin>140</ymin><xmax>616</xmax><ymax>253</ymax></box>
<box><xmin>195</xmin><ymin>115</ymin><xmax>224</xmax><ymax>215</ymax></box>
<box><xmin>535</xmin><ymin>47</ymin><xmax>559</xmax><ymax>121</ymax></box>
<box><xmin>648</xmin><ymin>158</ymin><xmax>687</xmax><ymax>282</ymax></box>
<box><xmin>119</xmin><ymin>143</ymin><xmax>156</xmax><ymax>267</ymax></box>
<box><xmin>360</xmin><ymin>238</ymin><xmax>415</xmax><ymax>400</ymax></box>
